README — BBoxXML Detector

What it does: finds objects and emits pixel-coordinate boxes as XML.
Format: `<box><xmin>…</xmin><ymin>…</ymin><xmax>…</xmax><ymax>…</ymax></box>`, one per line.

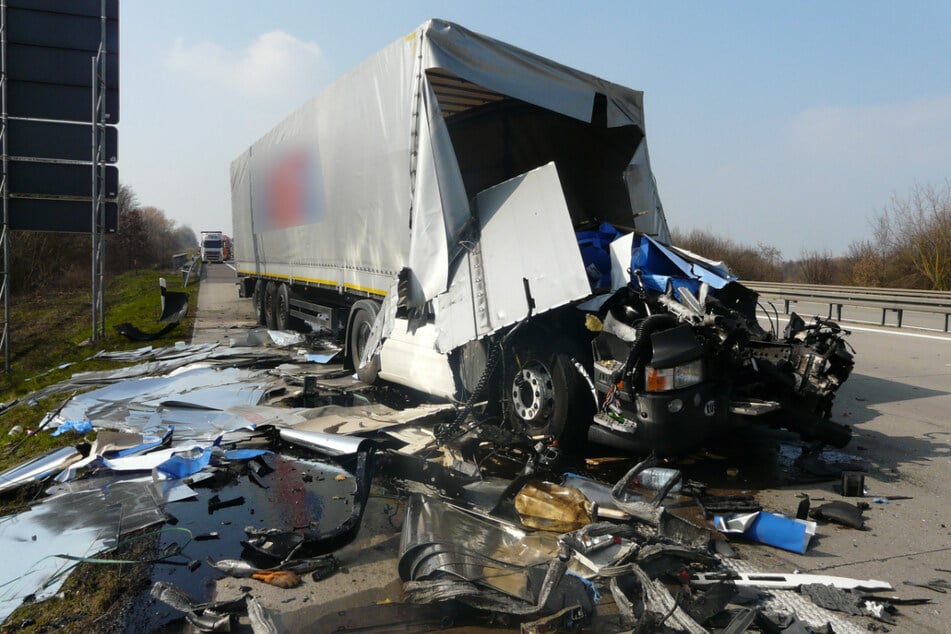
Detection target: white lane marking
<box><xmin>225</xmin><ymin>262</ymin><xmax>237</xmax><ymax>272</ymax></box>
<box><xmin>834</xmin><ymin>324</ymin><xmax>951</xmax><ymax>342</ymax></box>
<box><xmin>763</xmin><ymin>316</ymin><xmax>951</xmax><ymax>342</ymax></box>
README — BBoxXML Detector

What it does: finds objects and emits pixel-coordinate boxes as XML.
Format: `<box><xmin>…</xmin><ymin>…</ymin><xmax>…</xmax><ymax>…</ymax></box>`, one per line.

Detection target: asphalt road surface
<box><xmin>193</xmin><ymin>267</ymin><xmax>951</xmax><ymax>632</ymax></box>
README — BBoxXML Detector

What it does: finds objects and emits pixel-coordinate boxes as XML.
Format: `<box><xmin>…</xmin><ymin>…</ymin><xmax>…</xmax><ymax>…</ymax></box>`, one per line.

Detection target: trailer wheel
<box><xmin>350</xmin><ymin>303</ymin><xmax>380</xmax><ymax>384</ymax></box>
<box><xmin>273</xmin><ymin>283</ymin><xmax>291</xmax><ymax>331</ymax></box>
<box><xmin>505</xmin><ymin>342</ymin><xmax>590</xmax><ymax>444</ymax></box>
<box><xmin>264</xmin><ymin>281</ymin><xmax>278</xmax><ymax>329</ymax></box>
<box><xmin>252</xmin><ymin>280</ymin><xmax>267</xmax><ymax>325</ymax></box>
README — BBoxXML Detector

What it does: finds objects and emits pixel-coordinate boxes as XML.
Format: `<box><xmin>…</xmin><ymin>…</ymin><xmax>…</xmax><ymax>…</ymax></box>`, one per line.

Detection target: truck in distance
<box><xmin>200</xmin><ymin>230</ymin><xmax>225</xmax><ymax>263</ymax></box>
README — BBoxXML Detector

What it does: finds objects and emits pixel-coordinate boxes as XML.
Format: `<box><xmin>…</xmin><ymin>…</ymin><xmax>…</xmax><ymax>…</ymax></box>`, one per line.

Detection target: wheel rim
<box><xmin>511</xmin><ymin>362</ymin><xmax>554</xmax><ymax>423</ymax></box>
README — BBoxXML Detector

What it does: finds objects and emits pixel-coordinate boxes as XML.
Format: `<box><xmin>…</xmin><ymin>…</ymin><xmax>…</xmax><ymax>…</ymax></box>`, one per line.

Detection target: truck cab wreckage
<box><xmin>231</xmin><ymin>19</ymin><xmax>854</xmax><ymax>456</ymax></box>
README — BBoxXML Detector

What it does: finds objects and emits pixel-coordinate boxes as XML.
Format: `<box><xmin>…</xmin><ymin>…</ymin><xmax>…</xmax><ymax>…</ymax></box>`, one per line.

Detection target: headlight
<box><xmin>645</xmin><ymin>359</ymin><xmax>704</xmax><ymax>392</ymax></box>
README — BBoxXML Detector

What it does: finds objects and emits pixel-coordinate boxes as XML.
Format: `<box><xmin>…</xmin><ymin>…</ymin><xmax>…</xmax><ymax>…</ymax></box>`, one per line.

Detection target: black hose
<box><xmin>624</xmin><ymin>314</ymin><xmax>677</xmax><ymax>389</ymax></box>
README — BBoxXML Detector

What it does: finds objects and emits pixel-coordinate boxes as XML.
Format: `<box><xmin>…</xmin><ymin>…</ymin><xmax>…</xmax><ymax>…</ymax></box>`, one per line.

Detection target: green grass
<box><xmin>0</xmin><ymin>266</ymin><xmax>202</xmax><ymax>630</ymax></box>
<box><xmin>0</xmin><ymin>266</ymin><xmax>200</xmax><ymax>477</ymax></box>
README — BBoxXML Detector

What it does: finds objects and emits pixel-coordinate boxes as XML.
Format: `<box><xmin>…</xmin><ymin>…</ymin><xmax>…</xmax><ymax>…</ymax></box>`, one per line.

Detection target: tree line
<box><xmin>8</xmin><ymin>184</ymin><xmax>197</xmax><ymax>295</ymax></box>
<box><xmin>672</xmin><ymin>180</ymin><xmax>951</xmax><ymax>290</ymax></box>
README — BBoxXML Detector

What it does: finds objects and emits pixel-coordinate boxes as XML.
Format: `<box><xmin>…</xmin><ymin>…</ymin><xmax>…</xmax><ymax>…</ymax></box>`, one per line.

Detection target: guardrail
<box><xmin>181</xmin><ymin>255</ymin><xmax>201</xmax><ymax>287</ymax></box>
<box><xmin>744</xmin><ymin>281</ymin><xmax>951</xmax><ymax>332</ymax></box>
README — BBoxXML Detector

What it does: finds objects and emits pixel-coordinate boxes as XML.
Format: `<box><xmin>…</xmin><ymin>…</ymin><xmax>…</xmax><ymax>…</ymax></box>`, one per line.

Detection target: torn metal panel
<box><xmin>0</xmin><ymin>445</ymin><xmax>87</xmax><ymax>493</ymax></box>
<box><xmin>378</xmin><ymin>318</ymin><xmax>457</xmax><ymax>399</ymax></box>
<box><xmin>434</xmin><ymin>163</ymin><xmax>593</xmax><ymax>355</ymax></box>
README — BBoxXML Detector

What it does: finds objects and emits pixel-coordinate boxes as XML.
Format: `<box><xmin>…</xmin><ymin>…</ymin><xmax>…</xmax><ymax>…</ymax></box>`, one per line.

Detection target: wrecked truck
<box><xmin>231</xmin><ymin>19</ymin><xmax>853</xmax><ymax>454</ymax></box>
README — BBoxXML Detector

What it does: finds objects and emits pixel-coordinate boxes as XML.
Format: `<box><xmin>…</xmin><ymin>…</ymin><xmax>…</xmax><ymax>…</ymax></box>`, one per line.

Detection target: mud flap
<box><xmin>116</xmin><ymin>278</ymin><xmax>189</xmax><ymax>341</ymax></box>
<box><xmin>159</xmin><ymin>277</ymin><xmax>189</xmax><ymax>324</ymax></box>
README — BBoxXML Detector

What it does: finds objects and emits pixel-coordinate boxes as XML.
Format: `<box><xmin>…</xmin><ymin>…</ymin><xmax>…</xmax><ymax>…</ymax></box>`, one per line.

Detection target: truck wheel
<box><xmin>350</xmin><ymin>303</ymin><xmax>380</xmax><ymax>384</ymax></box>
<box><xmin>264</xmin><ymin>281</ymin><xmax>278</xmax><ymax>329</ymax></box>
<box><xmin>506</xmin><ymin>342</ymin><xmax>589</xmax><ymax>444</ymax></box>
<box><xmin>274</xmin><ymin>283</ymin><xmax>291</xmax><ymax>331</ymax></box>
<box><xmin>252</xmin><ymin>280</ymin><xmax>267</xmax><ymax>325</ymax></box>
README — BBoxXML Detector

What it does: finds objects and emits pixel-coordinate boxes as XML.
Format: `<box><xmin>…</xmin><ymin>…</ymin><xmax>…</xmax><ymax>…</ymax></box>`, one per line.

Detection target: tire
<box><xmin>264</xmin><ymin>281</ymin><xmax>278</xmax><ymax>329</ymax></box>
<box><xmin>505</xmin><ymin>341</ymin><xmax>592</xmax><ymax>444</ymax></box>
<box><xmin>349</xmin><ymin>303</ymin><xmax>380</xmax><ymax>384</ymax></box>
<box><xmin>252</xmin><ymin>280</ymin><xmax>267</xmax><ymax>325</ymax></box>
<box><xmin>273</xmin><ymin>283</ymin><xmax>291</xmax><ymax>331</ymax></box>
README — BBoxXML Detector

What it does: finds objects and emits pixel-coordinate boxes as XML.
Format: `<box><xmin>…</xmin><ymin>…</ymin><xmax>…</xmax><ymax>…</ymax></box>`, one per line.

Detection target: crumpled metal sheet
<box><xmin>0</xmin><ymin>445</ymin><xmax>87</xmax><ymax>493</ymax></box>
<box><xmin>51</xmin><ymin>365</ymin><xmax>278</xmax><ymax>436</ymax></box>
<box><xmin>399</xmin><ymin>493</ymin><xmax>559</xmax><ymax>603</ymax></box>
<box><xmin>0</xmin><ymin>491</ymin><xmax>121</xmax><ymax>621</ymax></box>
<box><xmin>279</xmin><ymin>428</ymin><xmax>373</xmax><ymax>456</ymax></box>
<box><xmin>46</xmin><ymin>474</ymin><xmax>195</xmax><ymax>534</ymax></box>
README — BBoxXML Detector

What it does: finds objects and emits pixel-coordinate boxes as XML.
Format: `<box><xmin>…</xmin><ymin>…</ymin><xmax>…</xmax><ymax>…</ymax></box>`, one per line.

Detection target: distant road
<box><xmin>191</xmin><ymin>262</ymin><xmax>257</xmax><ymax>345</ymax></box>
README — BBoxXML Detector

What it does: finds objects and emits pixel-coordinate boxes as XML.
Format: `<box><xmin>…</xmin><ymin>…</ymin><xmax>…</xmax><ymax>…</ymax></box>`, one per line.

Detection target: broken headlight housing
<box><xmin>645</xmin><ymin>359</ymin><xmax>704</xmax><ymax>392</ymax></box>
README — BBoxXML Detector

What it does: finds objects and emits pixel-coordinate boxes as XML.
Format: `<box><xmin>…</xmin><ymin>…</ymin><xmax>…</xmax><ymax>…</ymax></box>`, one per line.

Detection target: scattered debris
<box><xmin>0</xmin><ymin>331</ymin><xmax>901</xmax><ymax>631</ymax></box>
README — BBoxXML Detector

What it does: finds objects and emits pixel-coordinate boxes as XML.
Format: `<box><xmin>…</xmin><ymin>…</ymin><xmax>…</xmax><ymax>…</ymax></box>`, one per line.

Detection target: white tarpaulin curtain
<box><xmin>231</xmin><ymin>18</ymin><xmax>670</xmax><ymax>304</ymax></box>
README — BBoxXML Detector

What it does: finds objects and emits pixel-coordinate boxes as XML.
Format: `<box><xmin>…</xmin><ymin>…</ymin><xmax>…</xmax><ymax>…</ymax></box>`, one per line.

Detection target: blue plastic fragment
<box><xmin>222</xmin><ymin>449</ymin><xmax>271</xmax><ymax>461</ymax></box>
<box><xmin>51</xmin><ymin>420</ymin><xmax>93</xmax><ymax>436</ymax></box>
<box><xmin>155</xmin><ymin>447</ymin><xmax>211</xmax><ymax>479</ymax></box>
<box><xmin>631</xmin><ymin>234</ymin><xmax>736</xmax><ymax>298</ymax></box>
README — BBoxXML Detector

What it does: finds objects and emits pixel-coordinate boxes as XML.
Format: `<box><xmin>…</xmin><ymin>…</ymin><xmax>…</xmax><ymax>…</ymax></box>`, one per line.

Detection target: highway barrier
<box><xmin>745</xmin><ymin>281</ymin><xmax>951</xmax><ymax>332</ymax></box>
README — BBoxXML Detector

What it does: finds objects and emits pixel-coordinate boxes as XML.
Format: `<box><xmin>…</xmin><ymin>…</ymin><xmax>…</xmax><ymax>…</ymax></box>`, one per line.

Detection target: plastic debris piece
<box><xmin>51</xmin><ymin>419</ymin><xmax>93</xmax><ymax>436</ymax></box>
<box><xmin>691</xmin><ymin>571</ymin><xmax>892</xmax><ymax>591</ymax></box>
<box><xmin>810</xmin><ymin>500</ymin><xmax>866</xmax><ymax>530</ymax></box>
<box><xmin>715</xmin><ymin>511</ymin><xmax>816</xmax><ymax>554</ymax></box>
<box><xmin>252</xmin><ymin>569</ymin><xmax>301</xmax><ymax>588</ymax></box>
<box><xmin>841</xmin><ymin>470</ymin><xmax>865</xmax><ymax>496</ymax></box>
<box><xmin>515</xmin><ymin>481</ymin><xmax>593</xmax><ymax>532</ymax></box>
<box><xmin>155</xmin><ymin>447</ymin><xmax>212</xmax><ymax>479</ymax></box>
<box><xmin>221</xmin><ymin>448</ymin><xmax>271</xmax><ymax>461</ymax></box>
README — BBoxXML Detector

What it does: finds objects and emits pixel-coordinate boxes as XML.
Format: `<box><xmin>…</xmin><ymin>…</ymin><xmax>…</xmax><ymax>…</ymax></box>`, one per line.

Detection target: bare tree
<box><xmin>670</xmin><ymin>228</ymin><xmax>784</xmax><ymax>281</ymax></box>
<box><xmin>868</xmin><ymin>181</ymin><xmax>951</xmax><ymax>290</ymax></box>
<box><xmin>798</xmin><ymin>249</ymin><xmax>836</xmax><ymax>284</ymax></box>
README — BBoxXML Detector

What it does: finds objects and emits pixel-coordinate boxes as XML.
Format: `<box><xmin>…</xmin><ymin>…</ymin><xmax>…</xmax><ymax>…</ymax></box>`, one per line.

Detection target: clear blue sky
<box><xmin>120</xmin><ymin>1</ymin><xmax>951</xmax><ymax>258</ymax></box>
